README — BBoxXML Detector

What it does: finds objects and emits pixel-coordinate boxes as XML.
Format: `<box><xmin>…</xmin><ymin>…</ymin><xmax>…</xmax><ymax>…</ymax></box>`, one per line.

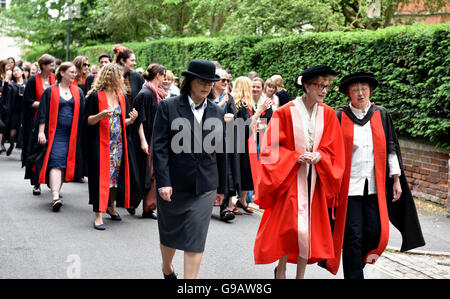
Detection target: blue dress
<box><xmin>48</xmin><ymin>97</ymin><xmax>74</xmax><ymax>169</ymax></box>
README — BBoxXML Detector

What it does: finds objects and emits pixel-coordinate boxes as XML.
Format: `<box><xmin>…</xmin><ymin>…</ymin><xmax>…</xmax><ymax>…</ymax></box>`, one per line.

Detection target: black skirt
<box><xmin>157</xmin><ymin>189</ymin><xmax>216</xmax><ymax>252</ymax></box>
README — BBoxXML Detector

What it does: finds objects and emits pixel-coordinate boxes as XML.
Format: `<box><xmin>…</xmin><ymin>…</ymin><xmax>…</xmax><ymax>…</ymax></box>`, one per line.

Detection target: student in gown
<box><xmin>26</xmin><ymin>62</ymin><xmax>85</xmax><ymax>211</ymax></box>
<box><xmin>322</xmin><ymin>71</ymin><xmax>425</xmax><ymax>279</ymax></box>
<box><xmin>4</xmin><ymin>65</ymin><xmax>27</xmax><ymax>156</ymax></box>
<box><xmin>152</xmin><ymin>59</ymin><xmax>226</xmax><ymax>279</ymax></box>
<box><xmin>253</xmin><ymin>65</ymin><xmax>345</xmax><ymax>279</ymax></box>
<box><xmin>113</xmin><ymin>44</ymin><xmax>145</xmax><ymax>107</ymax></box>
<box><xmin>130</xmin><ymin>63</ymin><xmax>167</xmax><ymax>219</ymax></box>
<box><xmin>84</xmin><ymin>53</ymin><xmax>112</xmax><ymax>95</ymax></box>
<box><xmin>23</xmin><ymin>54</ymin><xmax>56</xmax><ymax>195</ymax></box>
<box><xmin>85</xmin><ymin>63</ymin><xmax>139</xmax><ymax>230</ymax></box>
<box><xmin>72</xmin><ymin>56</ymin><xmax>90</xmax><ymax>94</ymax></box>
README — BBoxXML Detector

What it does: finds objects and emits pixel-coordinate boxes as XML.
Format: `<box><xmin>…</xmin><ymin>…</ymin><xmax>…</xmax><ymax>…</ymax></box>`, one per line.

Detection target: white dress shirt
<box><xmin>349</xmin><ymin>102</ymin><xmax>401</xmax><ymax>196</ymax></box>
<box><xmin>188</xmin><ymin>96</ymin><xmax>207</xmax><ymax>123</ymax></box>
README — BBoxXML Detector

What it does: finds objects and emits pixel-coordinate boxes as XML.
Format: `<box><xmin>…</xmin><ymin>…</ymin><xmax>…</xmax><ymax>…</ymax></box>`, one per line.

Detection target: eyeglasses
<box><xmin>83</xmin><ymin>63</ymin><xmax>90</xmax><ymax>67</ymax></box>
<box><xmin>350</xmin><ymin>87</ymin><xmax>370</xmax><ymax>94</ymax></box>
<box><xmin>220</xmin><ymin>78</ymin><xmax>230</xmax><ymax>83</ymax></box>
<box><xmin>311</xmin><ymin>82</ymin><xmax>332</xmax><ymax>92</ymax></box>
<box><xmin>195</xmin><ymin>78</ymin><xmax>214</xmax><ymax>86</ymax></box>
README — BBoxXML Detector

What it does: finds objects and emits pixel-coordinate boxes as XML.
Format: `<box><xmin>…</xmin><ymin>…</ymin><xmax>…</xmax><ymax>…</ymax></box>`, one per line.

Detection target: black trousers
<box><xmin>342</xmin><ymin>180</ymin><xmax>381</xmax><ymax>279</ymax></box>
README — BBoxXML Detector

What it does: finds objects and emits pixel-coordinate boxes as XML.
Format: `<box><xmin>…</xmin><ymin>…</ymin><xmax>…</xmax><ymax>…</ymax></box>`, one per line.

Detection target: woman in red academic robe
<box><xmin>26</xmin><ymin>62</ymin><xmax>85</xmax><ymax>212</ymax></box>
<box><xmin>253</xmin><ymin>65</ymin><xmax>345</xmax><ymax>279</ymax></box>
<box><xmin>85</xmin><ymin>63</ymin><xmax>140</xmax><ymax>230</ymax></box>
<box><xmin>23</xmin><ymin>54</ymin><xmax>56</xmax><ymax>195</ymax></box>
<box><xmin>322</xmin><ymin>72</ymin><xmax>425</xmax><ymax>279</ymax></box>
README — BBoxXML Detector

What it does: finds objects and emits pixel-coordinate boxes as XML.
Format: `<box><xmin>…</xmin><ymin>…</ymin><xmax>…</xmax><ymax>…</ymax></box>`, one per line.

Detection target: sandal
<box><xmin>231</xmin><ymin>207</ymin><xmax>243</xmax><ymax>215</ymax></box>
<box><xmin>236</xmin><ymin>200</ymin><xmax>254</xmax><ymax>214</ymax></box>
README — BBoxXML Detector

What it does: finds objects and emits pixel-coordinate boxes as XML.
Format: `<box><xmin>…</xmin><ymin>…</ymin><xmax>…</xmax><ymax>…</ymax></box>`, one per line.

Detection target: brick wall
<box><xmin>399</xmin><ymin>138</ymin><xmax>449</xmax><ymax>211</ymax></box>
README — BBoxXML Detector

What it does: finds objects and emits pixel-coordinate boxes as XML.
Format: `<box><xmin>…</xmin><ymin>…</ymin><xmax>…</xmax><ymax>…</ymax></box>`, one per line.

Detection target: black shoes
<box><xmin>52</xmin><ymin>199</ymin><xmax>63</xmax><ymax>212</ymax></box>
<box><xmin>142</xmin><ymin>210</ymin><xmax>157</xmax><ymax>219</ymax></box>
<box><xmin>33</xmin><ymin>185</ymin><xmax>41</xmax><ymax>196</ymax></box>
<box><xmin>127</xmin><ymin>208</ymin><xmax>136</xmax><ymax>215</ymax></box>
<box><xmin>6</xmin><ymin>144</ymin><xmax>14</xmax><ymax>156</ymax></box>
<box><xmin>163</xmin><ymin>266</ymin><xmax>177</xmax><ymax>279</ymax></box>
<box><xmin>106</xmin><ymin>209</ymin><xmax>122</xmax><ymax>221</ymax></box>
<box><xmin>220</xmin><ymin>209</ymin><xmax>235</xmax><ymax>222</ymax></box>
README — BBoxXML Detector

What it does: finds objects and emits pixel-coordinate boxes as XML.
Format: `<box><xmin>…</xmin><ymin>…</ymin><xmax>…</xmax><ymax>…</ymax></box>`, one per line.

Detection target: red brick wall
<box><xmin>400</xmin><ymin>138</ymin><xmax>449</xmax><ymax>210</ymax></box>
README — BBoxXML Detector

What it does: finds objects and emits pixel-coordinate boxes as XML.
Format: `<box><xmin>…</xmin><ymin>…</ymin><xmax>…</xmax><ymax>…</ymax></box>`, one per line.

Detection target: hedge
<box><xmin>76</xmin><ymin>24</ymin><xmax>450</xmax><ymax>148</ymax></box>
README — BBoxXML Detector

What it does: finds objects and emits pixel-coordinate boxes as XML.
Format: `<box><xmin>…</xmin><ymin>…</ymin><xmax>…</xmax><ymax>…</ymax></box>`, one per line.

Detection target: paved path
<box><xmin>0</xmin><ymin>148</ymin><xmax>448</xmax><ymax>279</ymax></box>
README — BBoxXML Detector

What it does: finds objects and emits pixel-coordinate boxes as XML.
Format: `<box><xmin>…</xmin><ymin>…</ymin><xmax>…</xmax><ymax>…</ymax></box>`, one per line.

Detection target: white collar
<box><xmin>349</xmin><ymin>101</ymin><xmax>370</xmax><ymax>119</ymax></box>
<box><xmin>188</xmin><ymin>96</ymin><xmax>208</xmax><ymax>110</ymax></box>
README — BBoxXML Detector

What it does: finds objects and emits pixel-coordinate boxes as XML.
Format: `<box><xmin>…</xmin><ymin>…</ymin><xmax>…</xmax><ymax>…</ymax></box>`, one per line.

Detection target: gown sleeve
<box><xmin>255</xmin><ymin>109</ymin><xmax>302</xmax><ymax>209</ymax></box>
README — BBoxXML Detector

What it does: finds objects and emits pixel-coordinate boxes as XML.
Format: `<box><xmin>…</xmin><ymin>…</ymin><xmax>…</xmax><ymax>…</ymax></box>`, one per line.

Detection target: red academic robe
<box><xmin>254</xmin><ymin>101</ymin><xmax>345</xmax><ymax>265</ymax></box>
<box><xmin>38</xmin><ymin>85</ymin><xmax>81</xmax><ymax>184</ymax></box>
<box><xmin>324</xmin><ymin>105</ymin><xmax>398</xmax><ymax>274</ymax></box>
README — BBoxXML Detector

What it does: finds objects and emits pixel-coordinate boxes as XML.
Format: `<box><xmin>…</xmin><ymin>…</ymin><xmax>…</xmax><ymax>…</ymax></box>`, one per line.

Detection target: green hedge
<box><xmin>77</xmin><ymin>24</ymin><xmax>450</xmax><ymax>148</ymax></box>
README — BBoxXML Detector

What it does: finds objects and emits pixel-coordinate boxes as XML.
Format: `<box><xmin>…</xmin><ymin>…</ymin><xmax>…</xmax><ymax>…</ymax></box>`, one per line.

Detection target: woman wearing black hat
<box><xmin>152</xmin><ymin>59</ymin><xmax>226</xmax><ymax>279</ymax></box>
<box><xmin>254</xmin><ymin>65</ymin><xmax>345</xmax><ymax>279</ymax></box>
<box><xmin>322</xmin><ymin>71</ymin><xmax>425</xmax><ymax>279</ymax></box>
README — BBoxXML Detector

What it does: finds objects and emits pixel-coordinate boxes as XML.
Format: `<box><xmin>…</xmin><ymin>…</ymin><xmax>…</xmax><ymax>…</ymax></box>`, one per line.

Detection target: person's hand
<box><xmin>140</xmin><ymin>139</ymin><xmax>149</xmax><ymax>155</ymax></box>
<box><xmin>263</xmin><ymin>97</ymin><xmax>272</xmax><ymax>110</ymax></box>
<box><xmin>308</xmin><ymin>152</ymin><xmax>321</xmax><ymax>164</ymax></box>
<box><xmin>214</xmin><ymin>194</ymin><xmax>225</xmax><ymax>206</ymax></box>
<box><xmin>159</xmin><ymin>187</ymin><xmax>173</xmax><ymax>202</ymax></box>
<box><xmin>157</xmin><ymin>87</ymin><xmax>169</xmax><ymax>99</ymax></box>
<box><xmin>99</xmin><ymin>109</ymin><xmax>113</xmax><ymax>119</ymax></box>
<box><xmin>128</xmin><ymin>108</ymin><xmax>138</xmax><ymax>124</ymax></box>
<box><xmin>392</xmin><ymin>176</ymin><xmax>402</xmax><ymax>202</ymax></box>
<box><xmin>5</xmin><ymin>70</ymin><xmax>12</xmax><ymax>82</ymax></box>
<box><xmin>298</xmin><ymin>152</ymin><xmax>321</xmax><ymax>164</ymax></box>
<box><xmin>38</xmin><ymin>132</ymin><xmax>47</xmax><ymax>145</ymax></box>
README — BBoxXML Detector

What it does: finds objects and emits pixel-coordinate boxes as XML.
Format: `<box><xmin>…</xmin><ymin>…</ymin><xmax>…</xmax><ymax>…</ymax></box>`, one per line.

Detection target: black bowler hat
<box><xmin>339</xmin><ymin>71</ymin><xmax>378</xmax><ymax>94</ymax></box>
<box><xmin>294</xmin><ymin>65</ymin><xmax>338</xmax><ymax>89</ymax></box>
<box><xmin>181</xmin><ymin>59</ymin><xmax>220</xmax><ymax>82</ymax></box>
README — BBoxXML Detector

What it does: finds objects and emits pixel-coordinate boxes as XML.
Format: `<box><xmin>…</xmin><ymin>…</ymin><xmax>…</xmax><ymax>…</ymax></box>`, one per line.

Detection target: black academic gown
<box><xmin>25</xmin><ymin>85</ymin><xmax>85</xmax><ymax>186</ymax></box>
<box><xmin>124</xmin><ymin>71</ymin><xmax>145</xmax><ymax>107</ymax></box>
<box><xmin>132</xmin><ymin>86</ymin><xmax>158</xmax><ymax>194</ymax></box>
<box><xmin>22</xmin><ymin>74</ymin><xmax>56</xmax><ymax>168</ymax></box>
<box><xmin>5</xmin><ymin>82</ymin><xmax>25</xmax><ymax>134</ymax></box>
<box><xmin>84</xmin><ymin>91</ymin><xmax>143</xmax><ymax>213</ymax></box>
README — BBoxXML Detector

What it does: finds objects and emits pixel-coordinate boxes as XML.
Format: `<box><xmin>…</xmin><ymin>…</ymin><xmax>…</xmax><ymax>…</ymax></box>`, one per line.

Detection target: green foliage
<box><xmin>76</xmin><ymin>24</ymin><xmax>450</xmax><ymax>148</ymax></box>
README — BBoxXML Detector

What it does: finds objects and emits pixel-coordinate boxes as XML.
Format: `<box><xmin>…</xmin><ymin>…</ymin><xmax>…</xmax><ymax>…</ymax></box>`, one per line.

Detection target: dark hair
<box><xmin>113</xmin><ymin>44</ymin><xmax>134</xmax><ymax>64</ymax></box>
<box><xmin>180</xmin><ymin>75</ymin><xmax>196</xmax><ymax>98</ymax></box>
<box><xmin>38</xmin><ymin>54</ymin><xmax>56</xmax><ymax>70</ymax></box>
<box><xmin>98</xmin><ymin>53</ymin><xmax>112</xmax><ymax>63</ymax></box>
<box><xmin>12</xmin><ymin>65</ymin><xmax>25</xmax><ymax>82</ymax></box>
<box><xmin>142</xmin><ymin>63</ymin><xmax>166</xmax><ymax>81</ymax></box>
<box><xmin>55</xmin><ymin>62</ymin><xmax>75</xmax><ymax>83</ymax></box>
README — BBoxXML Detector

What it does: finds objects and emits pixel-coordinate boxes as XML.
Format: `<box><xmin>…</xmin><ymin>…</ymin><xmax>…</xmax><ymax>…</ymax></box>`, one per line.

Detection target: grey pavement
<box><xmin>0</xmin><ymin>148</ymin><xmax>449</xmax><ymax>279</ymax></box>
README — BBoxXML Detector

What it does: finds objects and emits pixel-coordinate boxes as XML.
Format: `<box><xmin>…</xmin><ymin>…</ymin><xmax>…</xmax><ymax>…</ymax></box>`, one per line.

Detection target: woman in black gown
<box><xmin>27</xmin><ymin>62</ymin><xmax>85</xmax><ymax>212</ymax></box>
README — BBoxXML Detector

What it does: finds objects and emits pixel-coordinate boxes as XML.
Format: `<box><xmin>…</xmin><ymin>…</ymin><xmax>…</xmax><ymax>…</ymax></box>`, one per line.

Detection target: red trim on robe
<box><xmin>97</xmin><ymin>91</ymin><xmax>130</xmax><ymax>213</ymax></box>
<box><xmin>325</xmin><ymin>110</ymin><xmax>390</xmax><ymax>274</ymax></box>
<box><xmin>38</xmin><ymin>85</ymin><xmax>80</xmax><ymax>184</ymax></box>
